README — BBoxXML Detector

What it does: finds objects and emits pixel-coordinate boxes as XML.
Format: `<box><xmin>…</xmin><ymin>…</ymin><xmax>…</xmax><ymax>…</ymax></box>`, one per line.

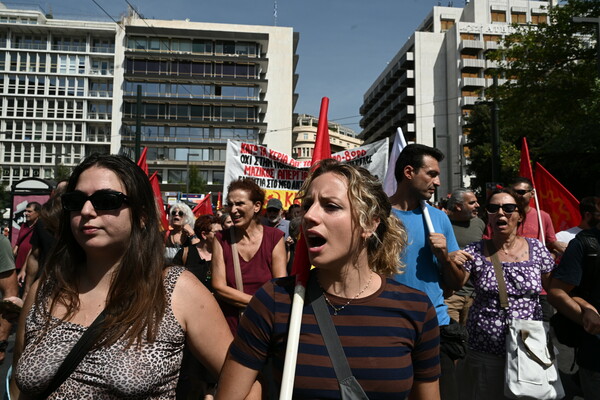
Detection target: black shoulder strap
<box><xmin>307</xmin><ymin>276</ymin><xmax>369</xmax><ymax>400</ymax></box>
<box><xmin>39</xmin><ymin>310</ymin><xmax>107</xmax><ymax>399</ymax></box>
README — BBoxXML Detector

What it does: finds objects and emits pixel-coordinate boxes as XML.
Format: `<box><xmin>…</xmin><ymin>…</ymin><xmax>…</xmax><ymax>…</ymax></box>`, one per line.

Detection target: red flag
<box><xmin>310</xmin><ymin>97</ymin><xmax>331</xmax><ymax>166</ymax></box>
<box><xmin>292</xmin><ymin>97</ymin><xmax>331</xmax><ymax>288</ymax></box>
<box><xmin>534</xmin><ymin>163</ymin><xmax>580</xmax><ymax>232</ymax></box>
<box><xmin>137</xmin><ymin>147</ymin><xmax>149</xmax><ymax>176</ymax></box>
<box><xmin>216</xmin><ymin>192</ymin><xmax>222</xmax><ymax>210</ymax></box>
<box><xmin>149</xmin><ymin>172</ymin><xmax>168</xmax><ymax>231</ymax></box>
<box><xmin>192</xmin><ymin>194</ymin><xmax>213</xmax><ymax>216</ymax></box>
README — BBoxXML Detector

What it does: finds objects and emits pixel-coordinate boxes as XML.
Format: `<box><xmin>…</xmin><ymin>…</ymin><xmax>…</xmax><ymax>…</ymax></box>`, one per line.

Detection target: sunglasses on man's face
<box><xmin>514</xmin><ymin>189</ymin><xmax>531</xmax><ymax>196</ymax></box>
<box><xmin>62</xmin><ymin>190</ymin><xmax>129</xmax><ymax>211</ymax></box>
<box><xmin>486</xmin><ymin>203</ymin><xmax>518</xmax><ymax>214</ymax></box>
<box><xmin>171</xmin><ymin>210</ymin><xmax>185</xmax><ymax>217</ymax></box>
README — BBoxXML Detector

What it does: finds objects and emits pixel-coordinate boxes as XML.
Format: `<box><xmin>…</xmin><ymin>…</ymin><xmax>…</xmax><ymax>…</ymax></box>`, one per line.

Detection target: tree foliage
<box><xmin>188</xmin><ymin>165</ymin><xmax>206</xmax><ymax>194</ymax></box>
<box><xmin>475</xmin><ymin>0</ymin><xmax>600</xmax><ymax>197</ymax></box>
<box><xmin>465</xmin><ymin>104</ymin><xmax>520</xmax><ymax>195</ymax></box>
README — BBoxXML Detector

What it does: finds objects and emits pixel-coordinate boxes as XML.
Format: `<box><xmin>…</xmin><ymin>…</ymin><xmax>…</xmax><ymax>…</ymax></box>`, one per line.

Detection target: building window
<box><xmin>511</xmin><ymin>12</ymin><xmax>526</xmax><ymax>24</ymax></box>
<box><xmin>460</xmin><ymin>33</ymin><xmax>478</xmax><ymax>41</ymax></box>
<box><xmin>491</xmin><ymin>11</ymin><xmax>507</xmax><ymax>23</ymax></box>
<box><xmin>531</xmin><ymin>14</ymin><xmax>547</xmax><ymax>25</ymax></box>
<box><xmin>441</xmin><ymin>19</ymin><xmax>455</xmax><ymax>32</ymax></box>
<box><xmin>483</xmin><ymin>35</ymin><xmax>502</xmax><ymax>43</ymax></box>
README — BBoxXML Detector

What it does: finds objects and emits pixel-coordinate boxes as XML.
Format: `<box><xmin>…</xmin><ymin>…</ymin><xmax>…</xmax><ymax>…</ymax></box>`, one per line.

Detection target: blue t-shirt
<box><xmin>392</xmin><ymin>204</ymin><xmax>459</xmax><ymax>326</ymax></box>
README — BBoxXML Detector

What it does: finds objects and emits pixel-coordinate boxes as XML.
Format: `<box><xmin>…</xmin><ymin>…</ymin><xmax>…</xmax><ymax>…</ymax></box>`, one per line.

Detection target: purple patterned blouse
<box><xmin>463</xmin><ymin>238</ymin><xmax>555</xmax><ymax>356</ymax></box>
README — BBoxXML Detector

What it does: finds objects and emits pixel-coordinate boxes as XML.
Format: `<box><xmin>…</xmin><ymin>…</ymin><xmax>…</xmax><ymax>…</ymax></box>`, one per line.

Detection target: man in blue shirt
<box><xmin>389</xmin><ymin>144</ymin><xmax>467</xmax><ymax>400</ymax></box>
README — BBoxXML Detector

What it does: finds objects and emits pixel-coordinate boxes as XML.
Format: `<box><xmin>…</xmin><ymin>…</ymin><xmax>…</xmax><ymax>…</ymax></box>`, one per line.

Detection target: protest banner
<box><xmin>223</xmin><ymin>138</ymin><xmax>388</xmax><ymax>208</ymax></box>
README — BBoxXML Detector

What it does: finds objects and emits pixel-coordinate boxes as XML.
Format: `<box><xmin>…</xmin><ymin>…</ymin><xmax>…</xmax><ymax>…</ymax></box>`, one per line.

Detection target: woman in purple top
<box><xmin>212</xmin><ymin>178</ymin><xmax>287</xmax><ymax>335</ymax></box>
<box><xmin>451</xmin><ymin>188</ymin><xmax>554</xmax><ymax>400</ymax></box>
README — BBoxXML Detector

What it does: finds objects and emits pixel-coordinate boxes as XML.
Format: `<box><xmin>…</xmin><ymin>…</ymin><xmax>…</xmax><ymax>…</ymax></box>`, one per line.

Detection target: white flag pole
<box><xmin>279</xmin><ymin>284</ymin><xmax>305</xmax><ymax>399</ymax></box>
<box><xmin>532</xmin><ymin>189</ymin><xmax>545</xmax><ymax>245</ymax></box>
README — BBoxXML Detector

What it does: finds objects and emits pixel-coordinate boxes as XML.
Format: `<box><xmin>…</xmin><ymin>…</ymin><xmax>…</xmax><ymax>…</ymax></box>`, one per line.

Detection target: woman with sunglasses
<box><xmin>13</xmin><ymin>154</ymin><xmax>232</xmax><ymax>399</ymax></box>
<box><xmin>451</xmin><ymin>188</ymin><xmax>555</xmax><ymax>400</ymax></box>
<box><xmin>165</xmin><ymin>202</ymin><xmax>197</xmax><ymax>263</ymax></box>
<box><xmin>212</xmin><ymin>178</ymin><xmax>287</xmax><ymax>335</ymax></box>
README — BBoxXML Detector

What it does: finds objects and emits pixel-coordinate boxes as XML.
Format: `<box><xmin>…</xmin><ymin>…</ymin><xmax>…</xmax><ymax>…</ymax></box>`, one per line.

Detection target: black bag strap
<box><xmin>486</xmin><ymin>240</ymin><xmax>509</xmax><ymax>309</ymax></box>
<box><xmin>307</xmin><ymin>276</ymin><xmax>369</xmax><ymax>400</ymax></box>
<box><xmin>39</xmin><ymin>310</ymin><xmax>107</xmax><ymax>399</ymax></box>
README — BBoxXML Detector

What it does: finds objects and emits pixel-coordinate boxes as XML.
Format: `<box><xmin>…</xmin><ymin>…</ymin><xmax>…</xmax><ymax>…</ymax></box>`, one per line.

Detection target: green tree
<box><xmin>188</xmin><ymin>165</ymin><xmax>206</xmax><ymax>194</ymax></box>
<box><xmin>484</xmin><ymin>0</ymin><xmax>600</xmax><ymax>197</ymax></box>
<box><xmin>55</xmin><ymin>164</ymin><xmax>72</xmax><ymax>181</ymax></box>
<box><xmin>465</xmin><ymin>104</ymin><xmax>520</xmax><ymax>195</ymax></box>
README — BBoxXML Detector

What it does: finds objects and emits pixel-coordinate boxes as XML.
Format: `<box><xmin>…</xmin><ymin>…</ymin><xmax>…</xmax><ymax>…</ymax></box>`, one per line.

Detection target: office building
<box><xmin>0</xmin><ymin>4</ymin><xmax>299</xmax><ymax>196</ymax></box>
<box><xmin>0</xmin><ymin>3</ymin><xmax>117</xmax><ymax>188</ymax></box>
<box><xmin>292</xmin><ymin>113</ymin><xmax>362</xmax><ymax>161</ymax></box>
<box><xmin>118</xmin><ymin>11</ymin><xmax>299</xmax><ymax>193</ymax></box>
<box><xmin>359</xmin><ymin>0</ymin><xmax>556</xmax><ymax>195</ymax></box>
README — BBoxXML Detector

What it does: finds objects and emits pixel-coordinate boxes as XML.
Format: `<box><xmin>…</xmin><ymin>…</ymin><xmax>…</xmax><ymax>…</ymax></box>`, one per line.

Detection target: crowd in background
<box><xmin>0</xmin><ymin>147</ymin><xmax>598</xmax><ymax>400</ymax></box>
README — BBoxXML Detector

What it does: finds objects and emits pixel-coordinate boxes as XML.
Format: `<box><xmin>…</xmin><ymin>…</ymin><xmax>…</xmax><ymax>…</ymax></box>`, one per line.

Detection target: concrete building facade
<box><xmin>0</xmin><ymin>3</ymin><xmax>116</xmax><ymax>188</ymax></box>
<box><xmin>0</xmin><ymin>4</ymin><xmax>299</xmax><ymax>195</ymax></box>
<box><xmin>292</xmin><ymin>113</ymin><xmax>362</xmax><ymax>161</ymax></box>
<box><xmin>359</xmin><ymin>0</ymin><xmax>556</xmax><ymax>196</ymax></box>
<box><xmin>119</xmin><ymin>12</ymin><xmax>299</xmax><ymax>193</ymax></box>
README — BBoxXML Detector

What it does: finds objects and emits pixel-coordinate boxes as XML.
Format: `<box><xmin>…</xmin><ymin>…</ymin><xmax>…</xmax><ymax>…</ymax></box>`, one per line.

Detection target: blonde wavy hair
<box><xmin>297</xmin><ymin>159</ymin><xmax>407</xmax><ymax>276</ymax></box>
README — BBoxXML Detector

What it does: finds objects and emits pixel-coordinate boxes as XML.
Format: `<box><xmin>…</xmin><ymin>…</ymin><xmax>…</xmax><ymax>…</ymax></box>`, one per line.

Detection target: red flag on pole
<box><xmin>148</xmin><ymin>172</ymin><xmax>168</xmax><ymax>231</ymax></box>
<box><xmin>281</xmin><ymin>97</ymin><xmax>330</xmax><ymax>399</ymax></box>
<box><xmin>216</xmin><ymin>192</ymin><xmax>222</xmax><ymax>210</ymax></box>
<box><xmin>292</xmin><ymin>97</ymin><xmax>331</xmax><ymax>288</ymax></box>
<box><xmin>137</xmin><ymin>147</ymin><xmax>149</xmax><ymax>176</ymax></box>
<box><xmin>534</xmin><ymin>163</ymin><xmax>580</xmax><ymax>232</ymax></box>
<box><xmin>192</xmin><ymin>194</ymin><xmax>213</xmax><ymax>217</ymax></box>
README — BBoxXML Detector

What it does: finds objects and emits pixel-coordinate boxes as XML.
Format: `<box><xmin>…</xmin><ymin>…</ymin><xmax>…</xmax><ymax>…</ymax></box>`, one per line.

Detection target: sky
<box><xmin>16</xmin><ymin>0</ymin><xmax>449</xmax><ymax>133</ymax></box>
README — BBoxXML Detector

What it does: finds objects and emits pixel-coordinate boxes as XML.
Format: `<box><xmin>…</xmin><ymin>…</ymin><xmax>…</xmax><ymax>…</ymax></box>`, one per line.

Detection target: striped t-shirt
<box><xmin>230</xmin><ymin>274</ymin><xmax>441</xmax><ymax>399</ymax></box>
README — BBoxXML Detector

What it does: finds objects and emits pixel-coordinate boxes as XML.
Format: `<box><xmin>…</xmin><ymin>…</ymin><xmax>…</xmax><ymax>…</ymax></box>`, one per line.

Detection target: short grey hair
<box><xmin>447</xmin><ymin>188</ymin><xmax>474</xmax><ymax>212</ymax></box>
<box><xmin>168</xmin><ymin>202</ymin><xmax>195</xmax><ymax>226</ymax></box>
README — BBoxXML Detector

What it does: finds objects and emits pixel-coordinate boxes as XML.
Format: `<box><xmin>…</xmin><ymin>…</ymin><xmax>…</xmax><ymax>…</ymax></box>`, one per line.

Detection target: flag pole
<box><xmin>532</xmin><ymin>188</ymin><xmax>545</xmax><ymax>245</ymax></box>
<box><xmin>279</xmin><ymin>97</ymin><xmax>330</xmax><ymax>399</ymax></box>
<box><xmin>383</xmin><ymin>128</ymin><xmax>435</xmax><ymax>233</ymax></box>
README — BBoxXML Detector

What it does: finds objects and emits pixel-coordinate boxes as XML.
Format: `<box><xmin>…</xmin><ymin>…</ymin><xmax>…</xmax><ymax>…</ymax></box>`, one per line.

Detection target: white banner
<box><xmin>223</xmin><ymin>138</ymin><xmax>389</xmax><ymax>209</ymax></box>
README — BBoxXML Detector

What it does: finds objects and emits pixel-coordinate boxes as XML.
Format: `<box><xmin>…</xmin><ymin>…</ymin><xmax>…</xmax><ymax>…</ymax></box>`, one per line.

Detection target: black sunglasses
<box><xmin>514</xmin><ymin>189</ymin><xmax>531</xmax><ymax>196</ymax></box>
<box><xmin>171</xmin><ymin>210</ymin><xmax>185</xmax><ymax>217</ymax></box>
<box><xmin>486</xmin><ymin>203</ymin><xmax>518</xmax><ymax>214</ymax></box>
<box><xmin>62</xmin><ymin>190</ymin><xmax>129</xmax><ymax>211</ymax></box>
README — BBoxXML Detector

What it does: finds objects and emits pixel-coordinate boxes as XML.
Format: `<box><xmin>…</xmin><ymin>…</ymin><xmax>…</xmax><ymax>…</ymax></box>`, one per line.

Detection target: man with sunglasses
<box><xmin>511</xmin><ymin>177</ymin><xmax>565</xmax><ymax>254</ymax></box>
<box><xmin>389</xmin><ymin>144</ymin><xmax>466</xmax><ymax>400</ymax></box>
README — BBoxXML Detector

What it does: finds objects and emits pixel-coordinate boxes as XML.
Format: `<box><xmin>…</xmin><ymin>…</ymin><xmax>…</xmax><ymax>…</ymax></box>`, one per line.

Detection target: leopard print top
<box><xmin>16</xmin><ymin>266</ymin><xmax>186</xmax><ymax>399</ymax></box>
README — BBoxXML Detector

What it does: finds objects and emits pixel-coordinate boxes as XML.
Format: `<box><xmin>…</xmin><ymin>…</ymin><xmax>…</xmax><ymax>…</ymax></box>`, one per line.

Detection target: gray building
<box><xmin>360</xmin><ymin>0</ymin><xmax>556</xmax><ymax>195</ymax></box>
<box><xmin>0</xmin><ymin>4</ymin><xmax>299</xmax><ymax>195</ymax></box>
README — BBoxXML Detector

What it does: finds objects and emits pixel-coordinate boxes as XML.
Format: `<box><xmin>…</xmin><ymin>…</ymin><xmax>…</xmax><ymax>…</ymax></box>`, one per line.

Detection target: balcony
<box><xmin>460</xmin><ymin>96</ymin><xmax>479</xmax><ymax>107</ymax></box>
<box><xmin>460</xmin><ymin>58</ymin><xmax>486</xmax><ymax>69</ymax></box>
<box><xmin>485</xmin><ymin>41</ymin><xmax>501</xmax><ymax>50</ymax></box>
<box><xmin>459</xmin><ymin>40</ymin><xmax>484</xmax><ymax>52</ymax></box>
<box><xmin>486</xmin><ymin>60</ymin><xmax>501</xmax><ymax>69</ymax></box>
<box><xmin>461</xmin><ymin>77</ymin><xmax>485</xmax><ymax>88</ymax></box>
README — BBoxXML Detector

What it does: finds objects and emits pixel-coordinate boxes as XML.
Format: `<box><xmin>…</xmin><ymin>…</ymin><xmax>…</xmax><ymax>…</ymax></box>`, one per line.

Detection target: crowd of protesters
<box><xmin>0</xmin><ymin>148</ymin><xmax>598</xmax><ymax>400</ymax></box>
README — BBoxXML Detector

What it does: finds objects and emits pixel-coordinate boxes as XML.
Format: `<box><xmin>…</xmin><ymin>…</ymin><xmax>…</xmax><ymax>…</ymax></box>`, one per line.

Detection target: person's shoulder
<box><xmin>383</xmin><ymin>277</ymin><xmax>434</xmax><ymax>306</ymax></box>
<box><xmin>472</xmin><ymin>217</ymin><xmax>486</xmax><ymax>228</ymax></box>
<box><xmin>263</xmin><ymin>224</ymin><xmax>285</xmax><ymax>238</ymax></box>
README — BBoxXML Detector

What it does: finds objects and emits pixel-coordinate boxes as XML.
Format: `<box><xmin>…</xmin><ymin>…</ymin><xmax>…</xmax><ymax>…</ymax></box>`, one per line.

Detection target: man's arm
<box><xmin>429</xmin><ymin>233</ymin><xmax>463</xmax><ymax>291</ymax></box>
